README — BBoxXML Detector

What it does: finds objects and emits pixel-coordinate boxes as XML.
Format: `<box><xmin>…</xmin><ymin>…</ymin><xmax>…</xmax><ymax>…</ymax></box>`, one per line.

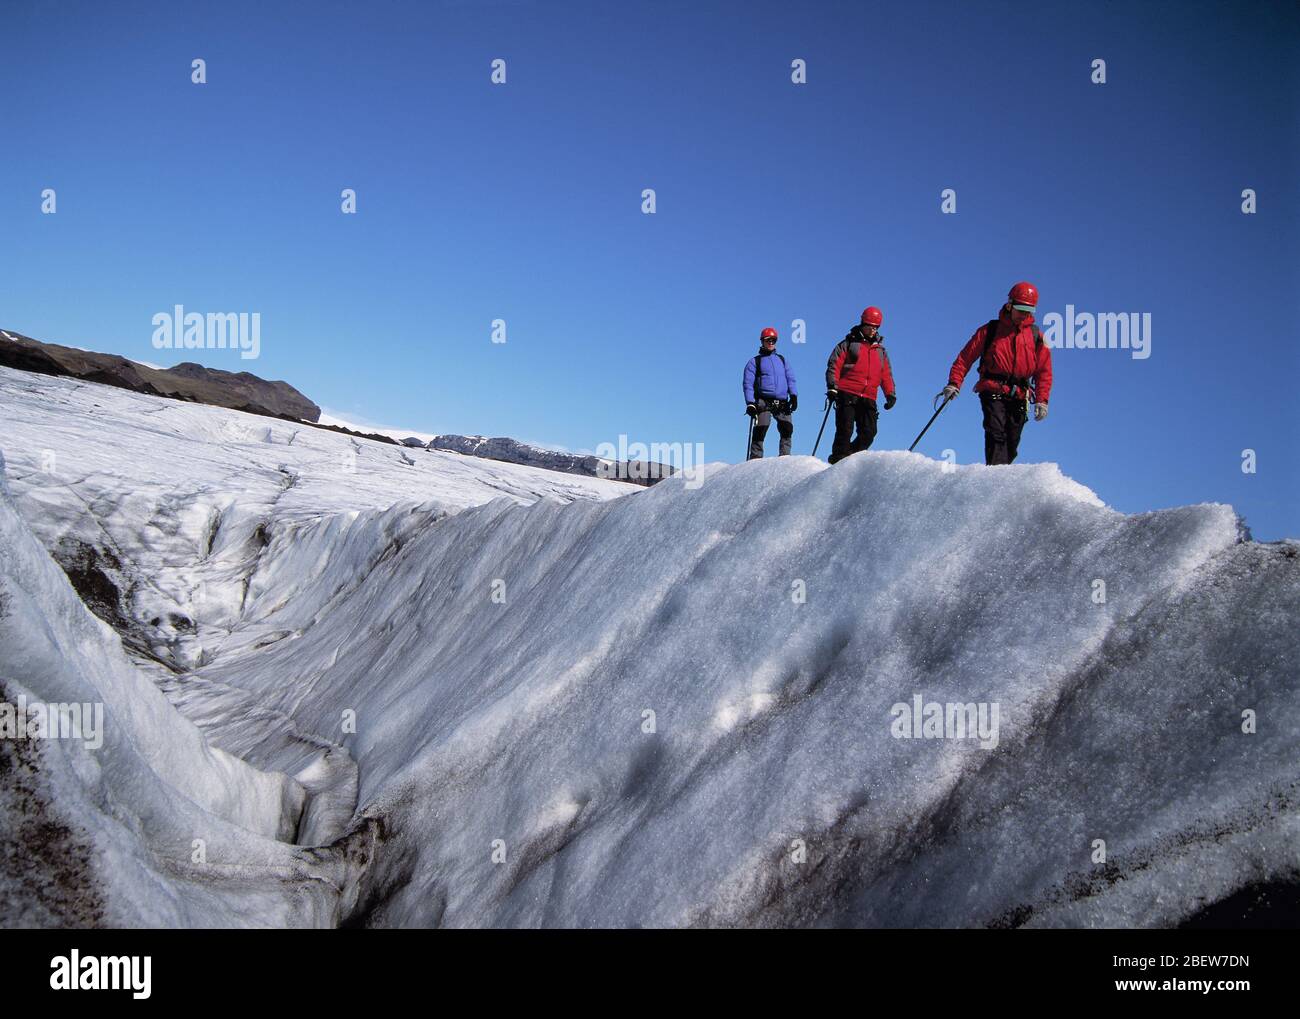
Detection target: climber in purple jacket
<box><xmin>743</xmin><ymin>327</ymin><xmax>797</xmax><ymax>458</ymax></box>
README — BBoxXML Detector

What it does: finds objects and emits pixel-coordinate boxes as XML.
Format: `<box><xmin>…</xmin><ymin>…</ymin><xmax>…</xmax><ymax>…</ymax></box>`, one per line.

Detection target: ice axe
<box><xmin>811</xmin><ymin>395</ymin><xmax>833</xmax><ymax>459</ymax></box>
<box><xmin>745</xmin><ymin>409</ymin><xmax>756</xmax><ymax>461</ymax></box>
<box><xmin>908</xmin><ymin>391</ymin><xmax>954</xmax><ymax>452</ymax></box>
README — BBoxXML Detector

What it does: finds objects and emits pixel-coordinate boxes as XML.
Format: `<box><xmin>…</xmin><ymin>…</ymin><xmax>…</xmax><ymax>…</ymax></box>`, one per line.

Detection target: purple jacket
<box><xmin>743</xmin><ymin>350</ymin><xmax>797</xmax><ymax>403</ymax></box>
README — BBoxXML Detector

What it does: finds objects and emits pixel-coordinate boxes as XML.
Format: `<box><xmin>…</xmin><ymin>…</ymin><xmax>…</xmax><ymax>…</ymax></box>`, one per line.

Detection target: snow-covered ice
<box><xmin>1</xmin><ymin>365</ymin><xmax>1296</xmax><ymax>927</ymax></box>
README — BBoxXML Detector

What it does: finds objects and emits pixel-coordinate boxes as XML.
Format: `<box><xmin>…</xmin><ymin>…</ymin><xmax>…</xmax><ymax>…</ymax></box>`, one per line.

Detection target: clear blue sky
<box><xmin>2</xmin><ymin>0</ymin><xmax>1296</xmax><ymax>538</ymax></box>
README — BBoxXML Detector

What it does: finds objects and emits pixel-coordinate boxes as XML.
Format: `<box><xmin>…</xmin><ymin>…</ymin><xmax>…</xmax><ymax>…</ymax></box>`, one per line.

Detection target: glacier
<box><xmin>1</xmin><ymin>365</ymin><xmax>1296</xmax><ymax>927</ymax></box>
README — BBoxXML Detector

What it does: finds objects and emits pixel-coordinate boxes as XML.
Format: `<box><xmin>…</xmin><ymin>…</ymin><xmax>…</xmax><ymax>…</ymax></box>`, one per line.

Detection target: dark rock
<box><xmin>302</xmin><ymin>421</ymin><xmax>396</xmax><ymax>446</ymax></box>
<box><xmin>0</xmin><ymin>328</ymin><xmax>320</xmax><ymax>422</ymax></box>
<box><xmin>1179</xmin><ymin>880</ymin><xmax>1300</xmax><ymax>929</ymax></box>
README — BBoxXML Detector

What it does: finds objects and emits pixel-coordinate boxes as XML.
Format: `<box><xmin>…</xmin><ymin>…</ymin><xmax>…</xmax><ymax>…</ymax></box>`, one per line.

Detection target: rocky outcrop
<box><xmin>0</xmin><ymin>329</ymin><xmax>320</xmax><ymax>422</ymax></box>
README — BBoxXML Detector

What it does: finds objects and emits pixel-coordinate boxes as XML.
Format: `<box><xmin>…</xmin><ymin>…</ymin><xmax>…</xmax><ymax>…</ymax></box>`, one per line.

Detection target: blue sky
<box><xmin>2</xmin><ymin>0</ymin><xmax>1297</xmax><ymax>538</ymax></box>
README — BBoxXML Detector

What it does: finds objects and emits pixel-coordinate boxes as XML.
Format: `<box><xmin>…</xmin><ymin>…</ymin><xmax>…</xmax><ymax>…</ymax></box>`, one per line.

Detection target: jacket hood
<box><xmin>847</xmin><ymin>325</ymin><xmax>884</xmax><ymax>344</ymax></box>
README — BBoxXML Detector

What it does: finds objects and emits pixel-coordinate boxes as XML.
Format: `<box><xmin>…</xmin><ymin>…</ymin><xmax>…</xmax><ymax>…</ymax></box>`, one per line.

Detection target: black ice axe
<box><xmin>811</xmin><ymin>396</ymin><xmax>833</xmax><ymax>459</ymax></box>
<box><xmin>908</xmin><ymin>392</ymin><xmax>954</xmax><ymax>452</ymax></box>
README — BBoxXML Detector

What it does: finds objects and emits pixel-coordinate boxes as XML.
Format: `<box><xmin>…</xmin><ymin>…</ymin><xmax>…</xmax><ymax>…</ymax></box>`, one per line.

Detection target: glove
<box><xmin>745</xmin><ymin>403</ymin><xmax>758</xmax><ymax>417</ymax></box>
<box><xmin>826</xmin><ymin>388</ymin><xmax>838</xmax><ymax>401</ymax></box>
<box><xmin>789</xmin><ymin>394</ymin><xmax>798</xmax><ymax>412</ymax></box>
<box><xmin>935</xmin><ymin>385</ymin><xmax>958</xmax><ymax>408</ymax></box>
<box><xmin>1034</xmin><ymin>402</ymin><xmax>1048</xmax><ymax>422</ymax></box>
<box><xmin>883</xmin><ymin>393</ymin><xmax>896</xmax><ymax>411</ymax></box>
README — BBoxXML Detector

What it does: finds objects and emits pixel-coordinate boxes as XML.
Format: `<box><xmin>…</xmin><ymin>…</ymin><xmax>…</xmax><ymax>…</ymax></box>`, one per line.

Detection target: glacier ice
<box><xmin>0</xmin><ymin>366</ymin><xmax>1296</xmax><ymax>927</ymax></box>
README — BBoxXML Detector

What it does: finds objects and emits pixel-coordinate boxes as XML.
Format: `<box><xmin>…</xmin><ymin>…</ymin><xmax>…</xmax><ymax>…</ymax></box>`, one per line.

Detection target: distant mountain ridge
<box><xmin>428</xmin><ymin>434</ymin><xmax>674</xmax><ymax>487</ymax></box>
<box><xmin>0</xmin><ymin>328</ymin><xmax>320</xmax><ymax>422</ymax></box>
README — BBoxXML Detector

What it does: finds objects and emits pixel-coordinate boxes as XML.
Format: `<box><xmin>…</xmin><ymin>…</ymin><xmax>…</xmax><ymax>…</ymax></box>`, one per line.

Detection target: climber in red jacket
<box><xmin>824</xmin><ymin>306</ymin><xmax>896</xmax><ymax>464</ymax></box>
<box><xmin>937</xmin><ymin>282</ymin><xmax>1053</xmax><ymax>465</ymax></box>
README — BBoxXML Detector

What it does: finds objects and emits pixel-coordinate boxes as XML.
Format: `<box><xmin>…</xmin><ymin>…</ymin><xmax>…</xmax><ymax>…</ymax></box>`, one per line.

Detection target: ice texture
<box><xmin>1</xmin><ymin>366</ymin><xmax>1296</xmax><ymax>927</ymax></box>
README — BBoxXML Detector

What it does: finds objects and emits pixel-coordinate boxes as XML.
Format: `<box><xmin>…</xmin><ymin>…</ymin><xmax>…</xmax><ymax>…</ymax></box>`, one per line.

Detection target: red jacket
<box><xmin>949</xmin><ymin>310</ymin><xmax>1053</xmax><ymax>403</ymax></box>
<box><xmin>826</xmin><ymin>327</ymin><xmax>896</xmax><ymax>400</ymax></box>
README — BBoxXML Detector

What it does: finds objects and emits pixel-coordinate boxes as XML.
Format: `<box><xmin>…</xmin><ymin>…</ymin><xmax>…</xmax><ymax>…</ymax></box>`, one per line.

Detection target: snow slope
<box><xmin>0</xmin><ymin>368</ymin><xmax>628</xmax><ymax>674</ymax></box>
<box><xmin>0</xmin><ymin>367</ymin><xmax>630</xmax><ymax>926</ymax></box>
<box><xmin>2</xmin><ymin>366</ymin><xmax>1297</xmax><ymax>927</ymax></box>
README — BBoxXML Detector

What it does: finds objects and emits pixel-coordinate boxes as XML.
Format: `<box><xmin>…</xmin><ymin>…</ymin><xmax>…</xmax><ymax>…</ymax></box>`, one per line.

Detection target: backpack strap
<box><xmin>979</xmin><ymin>319</ymin><xmax>1001</xmax><ymax>366</ymax></box>
<box><xmin>984</xmin><ymin>320</ymin><xmax>1044</xmax><ymax>361</ymax></box>
<box><xmin>981</xmin><ymin>318</ymin><xmax>1037</xmax><ymax>397</ymax></box>
<box><xmin>842</xmin><ymin>329</ymin><xmax>863</xmax><ymax>372</ymax></box>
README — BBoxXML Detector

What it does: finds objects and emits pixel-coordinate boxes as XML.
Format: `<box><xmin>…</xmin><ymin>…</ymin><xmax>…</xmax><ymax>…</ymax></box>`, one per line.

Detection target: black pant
<box><xmin>828</xmin><ymin>395</ymin><xmax>878</xmax><ymax>464</ymax></box>
<box><xmin>980</xmin><ymin>392</ymin><xmax>1027</xmax><ymax>465</ymax></box>
<box><xmin>749</xmin><ymin>398</ymin><xmax>793</xmax><ymax>458</ymax></box>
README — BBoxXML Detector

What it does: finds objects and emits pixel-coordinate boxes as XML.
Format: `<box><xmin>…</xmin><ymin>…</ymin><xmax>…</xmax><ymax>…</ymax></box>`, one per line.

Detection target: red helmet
<box><xmin>759</xmin><ymin>327</ymin><xmax>778</xmax><ymax>341</ymax></box>
<box><xmin>1008</xmin><ymin>281</ymin><xmax>1038</xmax><ymax>310</ymax></box>
<box><xmin>861</xmin><ymin>306</ymin><xmax>883</xmax><ymax>327</ymax></box>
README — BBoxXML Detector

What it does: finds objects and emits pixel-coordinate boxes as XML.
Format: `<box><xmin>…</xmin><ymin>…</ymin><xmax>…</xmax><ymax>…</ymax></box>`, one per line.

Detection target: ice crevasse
<box><xmin>1</xmin><ymin>444</ymin><xmax>1297</xmax><ymax>927</ymax></box>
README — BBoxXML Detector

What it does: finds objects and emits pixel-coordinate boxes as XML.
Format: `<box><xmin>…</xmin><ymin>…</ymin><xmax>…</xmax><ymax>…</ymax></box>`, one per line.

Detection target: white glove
<box><xmin>935</xmin><ymin>385</ymin><xmax>958</xmax><ymax>408</ymax></box>
<box><xmin>1034</xmin><ymin>403</ymin><xmax>1048</xmax><ymax>422</ymax></box>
